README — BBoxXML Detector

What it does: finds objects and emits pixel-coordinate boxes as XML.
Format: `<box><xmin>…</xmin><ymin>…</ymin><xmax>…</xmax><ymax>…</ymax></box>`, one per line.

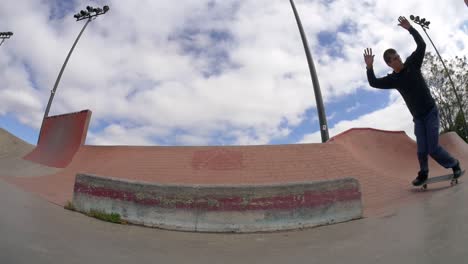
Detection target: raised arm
<box><xmin>398</xmin><ymin>16</ymin><xmax>426</xmax><ymax>68</ymax></box>
<box><xmin>364</xmin><ymin>48</ymin><xmax>396</xmax><ymax>89</ymax></box>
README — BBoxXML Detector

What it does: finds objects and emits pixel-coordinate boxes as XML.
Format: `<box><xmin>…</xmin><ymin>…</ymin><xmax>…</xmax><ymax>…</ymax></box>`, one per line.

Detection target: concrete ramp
<box><xmin>23</xmin><ymin>110</ymin><xmax>92</xmax><ymax>168</ymax></box>
<box><xmin>4</xmin><ymin>126</ymin><xmax>468</xmax><ymax>223</ymax></box>
<box><xmin>330</xmin><ymin>128</ymin><xmax>465</xmax><ymax>177</ymax></box>
<box><xmin>0</xmin><ymin>128</ymin><xmax>60</xmax><ymax>177</ymax></box>
<box><xmin>0</xmin><ymin>128</ymin><xmax>34</xmax><ymax>157</ymax></box>
<box><xmin>439</xmin><ymin>132</ymin><xmax>468</xmax><ymax>158</ymax></box>
<box><xmin>329</xmin><ymin>128</ymin><xmax>420</xmax><ymax>176</ymax></box>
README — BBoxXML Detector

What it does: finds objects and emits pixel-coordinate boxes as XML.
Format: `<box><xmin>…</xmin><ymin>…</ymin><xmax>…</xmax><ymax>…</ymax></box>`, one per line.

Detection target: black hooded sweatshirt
<box><xmin>366</xmin><ymin>27</ymin><xmax>435</xmax><ymax>119</ymax></box>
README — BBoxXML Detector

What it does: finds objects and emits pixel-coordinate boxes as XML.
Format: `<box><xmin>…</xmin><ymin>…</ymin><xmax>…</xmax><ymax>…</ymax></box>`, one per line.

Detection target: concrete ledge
<box><xmin>72</xmin><ymin>174</ymin><xmax>363</xmax><ymax>233</ymax></box>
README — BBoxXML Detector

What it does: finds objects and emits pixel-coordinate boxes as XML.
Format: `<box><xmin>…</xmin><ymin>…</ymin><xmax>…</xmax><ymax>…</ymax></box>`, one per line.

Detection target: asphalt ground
<box><xmin>1</xmin><ymin>175</ymin><xmax>467</xmax><ymax>264</ymax></box>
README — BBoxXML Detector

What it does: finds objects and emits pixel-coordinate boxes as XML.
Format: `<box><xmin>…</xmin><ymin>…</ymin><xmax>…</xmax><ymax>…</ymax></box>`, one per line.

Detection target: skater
<box><xmin>363</xmin><ymin>16</ymin><xmax>462</xmax><ymax>186</ymax></box>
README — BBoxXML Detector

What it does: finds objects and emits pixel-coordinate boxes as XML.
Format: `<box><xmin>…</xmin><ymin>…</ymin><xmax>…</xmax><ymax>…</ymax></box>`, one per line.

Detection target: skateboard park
<box><xmin>1</xmin><ymin>109</ymin><xmax>467</xmax><ymax>263</ymax></box>
<box><xmin>2</xmin><ymin>1</ymin><xmax>468</xmax><ymax>263</ymax></box>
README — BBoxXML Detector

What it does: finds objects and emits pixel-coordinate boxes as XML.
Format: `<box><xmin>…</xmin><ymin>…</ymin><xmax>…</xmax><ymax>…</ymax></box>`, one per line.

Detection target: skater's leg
<box><xmin>413</xmin><ymin>116</ymin><xmax>429</xmax><ymax>186</ymax></box>
<box><xmin>414</xmin><ymin>116</ymin><xmax>429</xmax><ymax>173</ymax></box>
<box><xmin>425</xmin><ymin>107</ymin><xmax>457</xmax><ymax>168</ymax></box>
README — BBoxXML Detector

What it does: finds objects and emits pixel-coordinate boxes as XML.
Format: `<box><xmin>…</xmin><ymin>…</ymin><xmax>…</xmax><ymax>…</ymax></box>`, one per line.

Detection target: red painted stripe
<box><xmin>74</xmin><ymin>182</ymin><xmax>360</xmax><ymax>211</ymax></box>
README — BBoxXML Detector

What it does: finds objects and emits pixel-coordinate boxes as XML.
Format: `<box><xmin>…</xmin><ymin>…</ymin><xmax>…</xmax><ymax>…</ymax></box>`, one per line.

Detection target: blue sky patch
<box><xmin>169</xmin><ymin>27</ymin><xmax>240</xmax><ymax>78</ymax></box>
<box><xmin>271</xmin><ymin>87</ymin><xmax>390</xmax><ymax>144</ymax></box>
<box><xmin>46</xmin><ymin>0</ymin><xmax>77</xmax><ymax>21</ymax></box>
<box><xmin>317</xmin><ymin>21</ymin><xmax>357</xmax><ymax>59</ymax></box>
<box><xmin>21</xmin><ymin>60</ymin><xmax>39</xmax><ymax>90</ymax></box>
<box><xmin>0</xmin><ymin>113</ymin><xmax>38</xmax><ymax>144</ymax></box>
<box><xmin>326</xmin><ymin>88</ymin><xmax>390</xmax><ymax>122</ymax></box>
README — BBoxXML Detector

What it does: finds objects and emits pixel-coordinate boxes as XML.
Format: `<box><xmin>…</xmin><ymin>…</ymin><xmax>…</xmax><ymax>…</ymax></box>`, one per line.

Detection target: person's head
<box><xmin>383</xmin><ymin>48</ymin><xmax>404</xmax><ymax>72</ymax></box>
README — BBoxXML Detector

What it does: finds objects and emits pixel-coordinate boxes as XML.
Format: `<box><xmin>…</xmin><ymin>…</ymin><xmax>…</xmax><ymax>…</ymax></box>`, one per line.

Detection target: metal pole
<box><xmin>0</xmin><ymin>39</ymin><xmax>4</xmax><ymax>47</ymax></box>
<box><xmin>38</xmin><ymin>18</ymin><xmax>92</xmax><ymax>143</ymax></box>
<box><xmin>289</xmin><ymin>0</ymin><xmax>329</xmax><ymax>142</ymax></box>
<box><xmin>422</xmin><ymin>27</ymin><xmax>468</xmax><ymax>139</ymax></box>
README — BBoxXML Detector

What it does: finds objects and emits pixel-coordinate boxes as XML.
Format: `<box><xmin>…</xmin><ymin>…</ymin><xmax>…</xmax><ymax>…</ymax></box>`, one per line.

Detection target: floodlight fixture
<box><xmin>0</xmin><ymin>31</ymin><xmax>13</xmax><ymax>46</ymax></box>
<box><xmin>0</xmin><ymin>32</ymin><xmax>13</xmax><ymax>38</ymax></box>
<box><xmin>410</xmin><ymin>14</ymin><xmax>430</xmax><ymax>29</ymax></box>
<box><xmin>75</xmin><ymin>5</ymin><xmax>110</xmax><ymax>21</ymax></box>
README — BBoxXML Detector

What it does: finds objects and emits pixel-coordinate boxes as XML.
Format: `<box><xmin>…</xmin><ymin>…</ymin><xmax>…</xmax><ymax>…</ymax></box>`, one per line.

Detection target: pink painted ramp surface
<box><xmin>4</xmin><ymin>127</ymin><xmax>468</xmax><ymax>217</ymax></box>
<box><xmin>23</xmin><ymin>110</ymin><xmax>91</xmax><ymax>168</ymax></box>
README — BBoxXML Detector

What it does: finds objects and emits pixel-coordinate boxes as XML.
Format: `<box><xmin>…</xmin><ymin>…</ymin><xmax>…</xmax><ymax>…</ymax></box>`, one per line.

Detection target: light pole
<box><xmin>410</xmin><ymin>15</ymin><xmax>468</xmax><ymax>140</ymax></box>
<box><xmin>289</xmin><ymin>0</ymin><xmax>329</xmax><ymax>143</ymax></box>
<box><xmin>38</xmin><ymin>5</ymin><xmax>109</xmax><ymax>144</ymax></box>
<box><xmin>0</xmin><ymin>32</ymin><xmax>13</xmax><ymax>47</ymax></box>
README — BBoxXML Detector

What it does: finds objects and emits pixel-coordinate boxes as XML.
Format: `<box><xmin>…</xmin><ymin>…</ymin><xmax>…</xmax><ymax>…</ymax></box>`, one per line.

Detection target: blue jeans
<box><xmin>414</xmin><ymin>106</ymin><xmax>457</xmax><ymax>173</ymax></box>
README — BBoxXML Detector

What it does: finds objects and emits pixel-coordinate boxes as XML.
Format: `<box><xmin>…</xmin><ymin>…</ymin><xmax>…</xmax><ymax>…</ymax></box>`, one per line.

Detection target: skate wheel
<box><xmin>422</xmin><ymin>184</ymin><xmax>427</xmax><ymax>190</ymax></box>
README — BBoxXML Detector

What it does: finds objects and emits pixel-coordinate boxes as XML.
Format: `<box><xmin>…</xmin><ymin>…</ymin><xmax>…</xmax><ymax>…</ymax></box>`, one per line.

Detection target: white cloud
<box><xmin>86</xmin><ymin>123</ymin><xmax>162</xmax><ymax>146</ymax></box>
<box><xmin>0</xmin><ymin>0</ymin><xmax>466</xmax><ymax>145</ymax></box>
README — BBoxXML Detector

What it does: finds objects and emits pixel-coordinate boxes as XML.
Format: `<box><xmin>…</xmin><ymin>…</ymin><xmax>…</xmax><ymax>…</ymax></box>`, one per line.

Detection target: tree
<box><xmin>422</xmin><ymin>52</ymin><xmax>468</xmax><ymax>142</ymax></box>
<box><xmin>454</xmin><ymin>109</ymin><xmax>467</xmax><ymax>141</ymax></box>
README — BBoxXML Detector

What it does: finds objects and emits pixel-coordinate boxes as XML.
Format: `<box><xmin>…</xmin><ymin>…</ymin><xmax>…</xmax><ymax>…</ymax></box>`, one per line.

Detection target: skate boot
<box><xmin>412</xmin><ymin>170</ymin><xmax>428</xmax><ymax>186</ymax></box>
<box><xmin>453</xmin><ymin>160</ymin><xmax>463</xmax><ymax>179</ymax></box>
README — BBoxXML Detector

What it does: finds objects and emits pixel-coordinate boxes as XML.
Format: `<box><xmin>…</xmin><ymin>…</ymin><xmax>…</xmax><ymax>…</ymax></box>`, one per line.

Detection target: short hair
<box><xmin>383</xmin><ymin>48</ymin><xmax>397</xmax><ymax>64</ymax></box>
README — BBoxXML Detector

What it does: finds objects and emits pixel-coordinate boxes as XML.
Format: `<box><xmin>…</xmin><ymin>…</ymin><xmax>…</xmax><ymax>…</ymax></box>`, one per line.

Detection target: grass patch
<box><xmin>87</xmin><ymin>209</ymin><xmax>124</xmax><ymax>224</ymax></box>
<box><xmin>64</xmin><ymin>201</ymin><xmax>75</xmax><ymax>211</ymax></box>
<box><xmin>64</xmin><ymin>202</ymin><xmax>126</xmax><ymax>225</ymax></box>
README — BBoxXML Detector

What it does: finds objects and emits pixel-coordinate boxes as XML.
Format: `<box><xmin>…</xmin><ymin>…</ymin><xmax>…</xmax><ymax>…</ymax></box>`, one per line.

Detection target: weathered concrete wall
<box><xmin>72</xmin><ymin>173</ymin><xmax>363</xmax><ymax>233</ymax></box>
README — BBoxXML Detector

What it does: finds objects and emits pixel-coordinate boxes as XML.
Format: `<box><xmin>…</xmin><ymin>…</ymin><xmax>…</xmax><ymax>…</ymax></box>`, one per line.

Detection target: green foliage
<box><xmin>64</xmin><ymin>201</ymin><xmax>76</xmax><ymax>211</ymax></box>
<box><xmin>64</xmin><ymin>201</ymin><xmax>125</xmax><ymax>224</ymax></box>
<box><xmin>422</xmin><ymin>53</ymin><xmax>468</xmax><ymax>141</ymax></box>
<box><xmin>87</xmin><ymin>209</ymin><xmax>123</xmax><ymax>224</ymax></box>
<box><xmin>454</xmin><ymin>110</ymin><xmax>468</xmax><ymax>143</ymax></box>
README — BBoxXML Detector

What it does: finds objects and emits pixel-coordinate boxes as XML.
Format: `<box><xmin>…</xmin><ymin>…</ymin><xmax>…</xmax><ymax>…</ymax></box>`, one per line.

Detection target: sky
<box><xmin>0</xmin><ymin>0</ymin><xmax>467</xmax><ymax>146</ymax></box>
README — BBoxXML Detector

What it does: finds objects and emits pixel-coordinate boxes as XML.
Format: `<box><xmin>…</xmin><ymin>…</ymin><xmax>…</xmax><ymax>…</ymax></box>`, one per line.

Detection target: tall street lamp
<box><xmin>289</xmin><ymin>0</ymin><xmax>329</xmax><ymax>143</ymax></box>
<box><xmin>0</xmin><ymin>31</ymin><xmax>13</xmax><ymax>47</ymax></box>
<box><xmin>410</xmin><ymin>15</ymin><xmax>468</xmax><ymax>140</ymax></box>
<box><xmin>39</xmin><ymin>5</ymin><xmax>109</xmax><ymax>143</ymax></box>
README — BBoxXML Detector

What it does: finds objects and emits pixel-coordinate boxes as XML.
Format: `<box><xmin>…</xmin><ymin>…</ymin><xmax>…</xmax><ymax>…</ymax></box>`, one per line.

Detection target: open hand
<box><xmin>398</xmin><ymin>16</ymin><xmax>411</xmax><ymax>30</ymax></box>
<box><xmin>363</xmin><ymin>48</ymin><xmax>374</xmax><ymax>68</ymax></box>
